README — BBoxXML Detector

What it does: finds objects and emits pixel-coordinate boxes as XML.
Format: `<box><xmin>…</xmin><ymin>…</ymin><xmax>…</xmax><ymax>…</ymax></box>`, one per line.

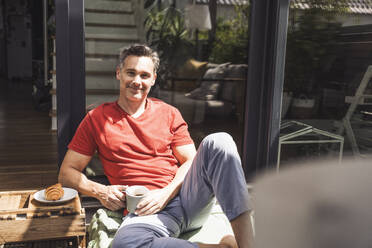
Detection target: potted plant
<box><xmin>144</xmin><ymin>3</ymin><xmax>193</xmax><ymax>90</ymax></box>
<box><xmin>284</xmin><ymin>7</ymin><xmax>343</xmax><ymax>118</ymax></box>
<box><xmin>207</xmin><ymin>4</ymin><xmax>250</xmax><ymax>64</ymax></box>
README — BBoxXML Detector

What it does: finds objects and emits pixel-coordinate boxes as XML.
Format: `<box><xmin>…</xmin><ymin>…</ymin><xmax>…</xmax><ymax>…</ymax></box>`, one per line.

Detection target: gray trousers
<box><xmin>112</xmin><ymin>132</ymin><xmax>252</xmax><ymax>248</ymax></box>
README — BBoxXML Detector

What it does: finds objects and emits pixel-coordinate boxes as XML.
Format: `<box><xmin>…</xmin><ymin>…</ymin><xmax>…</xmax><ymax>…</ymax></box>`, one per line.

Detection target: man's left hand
<box><xmin>135</xmin><ymin>188</ymin><xmax>172</xmax><ymax>216</ymax></box>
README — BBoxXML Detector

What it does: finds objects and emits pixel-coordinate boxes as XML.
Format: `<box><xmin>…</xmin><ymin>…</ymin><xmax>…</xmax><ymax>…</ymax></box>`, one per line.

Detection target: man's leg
<box><xmin>112</xmin><ymin>132</ymin><xmax>253</xmax><ymax>248</ymax></box>
<box><xmin>229</xmin><ymin>211</ymin><xmax>254</xmax><ymax>248</ymax></box>
<box><xmin>112</xmin><ymin>197</ymin><xmax>199</xmax><ymax>248</ymax></box>
<box><xmin>112</xmin><ymin>223</ymin><xmax>199</xmax><ymax>248</ymax></box>
<box><xmin>112</xmin><ymin>220</ymin><xmax>241</xmax><ymax>248</ymax></box>
<box><xmin>180</xmin><ymin>132</ymin><xmax>253</xmax><ymax>247</ymax></box>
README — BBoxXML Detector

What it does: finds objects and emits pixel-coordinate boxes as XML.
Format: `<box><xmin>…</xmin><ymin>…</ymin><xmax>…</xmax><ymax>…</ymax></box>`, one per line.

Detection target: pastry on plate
<box><xmin>44</xmin><ymin>183</ymin><xmax>64</xmax><ymax>201</ymax></box>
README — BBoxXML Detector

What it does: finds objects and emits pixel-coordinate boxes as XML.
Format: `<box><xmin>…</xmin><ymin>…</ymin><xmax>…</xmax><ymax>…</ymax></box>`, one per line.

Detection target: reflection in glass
<box><xmin>84</xmin><ymin>0</ymin><xmax>142</xmax><ymax>177</ymax></box>
<box><xmin>282</xmin><ymin>1</ymin><xmax>372</xmax><ymax>166</ymax></box>
<box><xmin>147</xmin><ymin>1</ymin><xmax>250</xmax><ymax>155</ymax></box>
<box><xmin>83</xmin><ymin>1</ymin><xmax>251</xmax><ymax>177</ymax></box>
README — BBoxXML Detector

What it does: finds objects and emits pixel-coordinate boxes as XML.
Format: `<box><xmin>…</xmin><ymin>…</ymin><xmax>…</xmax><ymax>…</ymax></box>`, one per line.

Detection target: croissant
<box><xmin>45</xmin><ymin>183</ymin><xmax>64</xmax><ymax>201</ymax></box>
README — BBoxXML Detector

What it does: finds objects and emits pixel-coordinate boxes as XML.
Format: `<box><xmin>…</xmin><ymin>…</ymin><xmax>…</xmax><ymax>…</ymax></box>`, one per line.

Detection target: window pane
<box><xmin>280</xmin><ymin>1</ymin><xmax>372</xmax><ymax>169</ymax></box>
<box><xmin>83</xmin><ymin>1</ymin><xmax>251</xmax><ymax>177</ymax></box>
<box><xmin>150</xmin><ymin>1</ymin><xmax>250</xmax><ymax>155</ymax></box>
<box><xmin>84</xmin><ymin>0</ymin><xmax>140</xmax><ymax>177</ymax></box>
<box><xmin>84</xmin><ymin>0</ymin><xmax>137</xmax><ymax>111</ymax></box>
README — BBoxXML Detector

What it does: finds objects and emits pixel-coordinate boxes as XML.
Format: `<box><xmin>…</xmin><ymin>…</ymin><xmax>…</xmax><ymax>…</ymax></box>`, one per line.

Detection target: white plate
<box><xmin>33</xmin><ymin>187</ymin><xmax>78</xmax><ymax>204</ymax></box>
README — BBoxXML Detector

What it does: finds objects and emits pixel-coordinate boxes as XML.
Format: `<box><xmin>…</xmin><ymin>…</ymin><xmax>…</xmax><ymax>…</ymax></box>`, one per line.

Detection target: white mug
<box><xmin>125</xmin><ymin>185</ymin><xmax>149</xmax><ymax>214</ymax></box>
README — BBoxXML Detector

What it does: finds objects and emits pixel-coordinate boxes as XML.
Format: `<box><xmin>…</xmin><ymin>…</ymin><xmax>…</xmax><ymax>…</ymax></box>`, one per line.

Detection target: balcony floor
<box><xmin>0</xmin><ymin>78</ymin><xmax>58</xmax><ymax>191</ymax></box>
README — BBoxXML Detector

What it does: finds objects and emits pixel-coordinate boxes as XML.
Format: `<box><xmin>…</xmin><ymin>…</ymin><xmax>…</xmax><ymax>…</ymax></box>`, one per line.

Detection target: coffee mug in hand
<box><xmin>125</xmin><ymin>185</ymin><xmax>149</xmax><ymax>214</ymax></box>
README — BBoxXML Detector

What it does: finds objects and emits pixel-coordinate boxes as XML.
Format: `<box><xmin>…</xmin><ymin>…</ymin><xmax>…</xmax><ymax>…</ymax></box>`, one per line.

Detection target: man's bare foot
<box><xmin>219</xmin><ymin>235</ymin><xmax>238</xmax><ymax>248</ymax></box>
<box><xmin>195</xmin><ymin>236</ymin><xmax>238</xmax><ymax>248</ymax></box>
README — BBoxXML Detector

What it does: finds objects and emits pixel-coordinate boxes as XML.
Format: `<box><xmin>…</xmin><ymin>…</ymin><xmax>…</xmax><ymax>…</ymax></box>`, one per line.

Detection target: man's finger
<box><xmin>136</xmin><ymin>200</ymin><xmax>155</xmax><ymax>215</ymax></box>
<box><xmin>143</xmin><ymin>205</ymin><xmax>159</xmax><ymax>215</ymax></box>
<box><xmin>106</xmin><ymin>191</ymin><xmax>125</xmax><ymax>208</ymax></box>
<box><xmin>103</xmin><ymin>201</ymin><xmax>117</xmax><ymax>211</ymax></box>
<box><xmin>109</xmin><ymin>199</ymin><xmax>124</xmax><ymax>210</ymax></box>
<box><xmin>113</xmin><ymin>189</ymin><xmax>126</xmax><ymax>201</ymax></box>
<box><xmin>112</xmin><ymin>197</ymin><xmax>126</xmax><ymax>208</ymax></box>
<box><xmin>137</xmin><ymin>195</ymin><xmax>153</xmax><ymax>208</ymax></box>
<box><xmin>139</xmin><ymin>204</ymin><xmax>159</xmax><ymax>216</ymax></box>
<box><xmin>118</xmin><ymin>185</ymin><xmax>128</xmax><ymax>192</ymax></box>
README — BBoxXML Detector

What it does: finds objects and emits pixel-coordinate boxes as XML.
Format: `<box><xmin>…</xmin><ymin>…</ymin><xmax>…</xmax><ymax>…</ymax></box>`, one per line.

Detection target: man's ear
<box><xmin>116</xmin><ymin>66</ymin><xmax>121</xmax><ymax>80</ymax></box>
<box><xmin>151</xmin><ymin>73</ymin><xmax>157</xmax><ymax>86</ymax></box>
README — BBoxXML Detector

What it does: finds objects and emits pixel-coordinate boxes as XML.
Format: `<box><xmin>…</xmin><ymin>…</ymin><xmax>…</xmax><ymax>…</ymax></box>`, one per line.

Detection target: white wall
<box><xmin>176</xmin><ymin>1</ymin><xmax>240</xmax><ymax>21</ymax></box>
<box><xmin>336</xmin><ymin>14</ymin><xmax>372</xmax><ymax>27</ymax></box>
<box><xmin>289</xmin><ymin>9</ymin><xmax>372</xmax><ymax>29</ymax></box>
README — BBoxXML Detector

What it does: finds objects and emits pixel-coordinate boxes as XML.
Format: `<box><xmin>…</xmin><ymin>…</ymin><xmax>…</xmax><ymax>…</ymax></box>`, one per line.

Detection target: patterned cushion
<box><xmin>87</xmin><ymin>204</ymin><xmax>234</xmax><ymax>248</ymax></box>
<box><xmin>224</xmin><ymin>64</ymin><xmax>248</xmax><ymax>78</ymax></box>
<box><xmin>185</xmin><ymin>63</ymin><xmax>230</xmax><ymax>100</ymax></box>
<box><xmin>205</xmin><ymin>100</ymin><xmax>234</xmax><ymax>117</ymax></box>
<box><xmin>220</xmin><ymin>64</ymin><xmax>248</xmax><ymax>103</ymax></box>
<box><xmin>220</xmin><ymin>81</ymin><xmax>236</xmax><ymax>103</ymax></box>
<box><xmin>174</xmin><ymin>59</ymin><xmax>208</xmax><ymax>92</ymax></box>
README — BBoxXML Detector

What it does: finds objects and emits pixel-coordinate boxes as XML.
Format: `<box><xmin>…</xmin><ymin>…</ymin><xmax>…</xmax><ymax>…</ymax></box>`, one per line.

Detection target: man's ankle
<box><xmin>219</xmin><ymin>235</ymin><xmax>238</xmax><ymax>248</ymax></box>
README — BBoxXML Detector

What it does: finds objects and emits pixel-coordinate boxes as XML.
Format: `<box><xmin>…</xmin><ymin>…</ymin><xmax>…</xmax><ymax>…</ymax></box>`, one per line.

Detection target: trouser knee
<box><xmin>200</xmin><ymin>132</ymin><xmax>237</xmax><ymax>156</ymax></box>
<box><xmin>197</xmin><ymin>132</ymin><xmax>241</xmax><ymax>176</ymax></box>
<box><xmin>112</xmin><ymin>224</ymin><xmax>157</xmax><ymax>248</ymax></box>
<box><xmin>112</xmin><ymin>224</ymin><xmax>197</xmax><ymax>248</ymax></box>
<box><xmin>200</xmin><ymin>132</ymin><xmax>239</xmax><ymax>157</ymax></box>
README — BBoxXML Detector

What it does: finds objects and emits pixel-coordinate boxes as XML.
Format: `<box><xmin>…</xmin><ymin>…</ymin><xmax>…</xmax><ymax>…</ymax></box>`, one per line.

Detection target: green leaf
<box><xmin>144</xmin><ymin>0</ymin><xmax>156</xmax><ymax>9</ymax></box>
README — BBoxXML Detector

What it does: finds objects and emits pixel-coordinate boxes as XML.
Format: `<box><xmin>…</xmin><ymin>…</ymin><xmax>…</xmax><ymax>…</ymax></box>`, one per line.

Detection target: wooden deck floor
<box><xmin>0</xmin><ymin>79</ymin><xmax>58</xmax><ymax>191</ymax></box>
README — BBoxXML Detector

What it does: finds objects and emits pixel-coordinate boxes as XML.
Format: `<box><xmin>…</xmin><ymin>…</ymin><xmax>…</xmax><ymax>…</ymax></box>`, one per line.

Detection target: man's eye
<box><xmin>127</xmin><ymin>71</ymin><xmax>135</xmax><ymax>76</ymax></box>
<box><xmin>141</xmin><ymin>74</ymin><xmax>150</xmax><ymax>79</ymax></box>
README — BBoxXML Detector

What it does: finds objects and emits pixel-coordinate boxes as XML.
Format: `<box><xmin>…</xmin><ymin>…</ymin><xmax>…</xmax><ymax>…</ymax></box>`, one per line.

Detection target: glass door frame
<box><xmin>55</xmin><ymin>0</ymin><xmax>86</xmax><ymax>166</ymax></box>
<box><xmin>243</xmin><ymin>0</ymin><xmax>290</xmax><ymax>177</ymax></box>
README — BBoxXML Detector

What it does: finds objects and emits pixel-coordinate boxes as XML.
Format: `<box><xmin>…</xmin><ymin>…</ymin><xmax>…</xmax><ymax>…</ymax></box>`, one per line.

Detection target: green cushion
<box><xmin>87</xmin><ymin>204</ymin><xmax>233</xmax><ymax>248</ymax></box>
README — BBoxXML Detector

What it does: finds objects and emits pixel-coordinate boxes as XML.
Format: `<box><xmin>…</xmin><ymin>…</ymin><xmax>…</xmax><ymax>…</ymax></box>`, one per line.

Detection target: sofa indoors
<box><xmin>153</xmin><ymin>59</ymin><xmax>248</xmax><ymax>125</ymax></box>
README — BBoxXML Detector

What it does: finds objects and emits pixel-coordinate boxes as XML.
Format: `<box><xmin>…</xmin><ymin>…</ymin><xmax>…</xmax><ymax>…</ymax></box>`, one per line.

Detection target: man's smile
<box><xmin>127</xmin><ymin>84</ymin><xmax>143</xmax><ymax>91</ymax></box>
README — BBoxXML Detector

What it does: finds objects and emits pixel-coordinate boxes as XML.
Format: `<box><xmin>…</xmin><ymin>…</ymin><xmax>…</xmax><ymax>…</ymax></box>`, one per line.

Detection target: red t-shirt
<box><xmin>68</xmin><ymin>99</ymin><xmax>194</xmax><ymax>190</ymax></box>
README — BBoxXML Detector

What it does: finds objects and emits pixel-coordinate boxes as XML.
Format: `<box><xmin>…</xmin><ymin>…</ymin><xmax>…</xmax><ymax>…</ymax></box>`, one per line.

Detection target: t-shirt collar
<box><xmin>112</xmin><ymin>99</ymin><xmax>151</xmax><ymax>123</ymax></box>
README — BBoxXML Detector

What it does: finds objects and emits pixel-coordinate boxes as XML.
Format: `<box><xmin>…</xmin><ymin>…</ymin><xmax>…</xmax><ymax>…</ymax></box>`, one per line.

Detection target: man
<box><xmin>59</xmin><ymin>44</ymin><xmax>253</xmax><ymax>248</ymax></box>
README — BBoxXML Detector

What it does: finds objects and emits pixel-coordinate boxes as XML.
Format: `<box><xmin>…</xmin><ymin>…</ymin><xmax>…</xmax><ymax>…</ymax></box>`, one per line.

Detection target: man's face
<box><xmin>116</xmin><ymin>55</ymin><xmax>157</xmax><ymax>103</ymax></box>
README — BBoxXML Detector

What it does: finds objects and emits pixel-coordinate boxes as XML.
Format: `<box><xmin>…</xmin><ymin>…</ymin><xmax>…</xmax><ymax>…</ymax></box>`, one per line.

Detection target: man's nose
<box><xmin>132</xmin><ymin>75</ymin><xmax>141</xmax><ymax>85</ymax></box>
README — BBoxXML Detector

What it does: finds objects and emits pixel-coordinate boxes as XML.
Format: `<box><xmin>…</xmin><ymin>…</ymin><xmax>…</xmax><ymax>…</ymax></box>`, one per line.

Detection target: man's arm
<box><xmin>163</xmin><ymin>143</ymin><xmax>197</xmax><ymax>200</ymax></box>
<box><xmin>136</xmin><ymin>143</ymin><xmax>196</xmax><ymax>215</ymax></box>
<box><xmin>58</xmin><ymin>149</ymin><xmax>126</xmax><ymax>210</ymax></box>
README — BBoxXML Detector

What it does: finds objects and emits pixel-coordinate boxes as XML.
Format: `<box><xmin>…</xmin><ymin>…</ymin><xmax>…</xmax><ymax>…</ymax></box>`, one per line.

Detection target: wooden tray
<box><xmin>0</xmin><ymin>190</ymin><xmax>85</xmax><ymax>244</ymax></box>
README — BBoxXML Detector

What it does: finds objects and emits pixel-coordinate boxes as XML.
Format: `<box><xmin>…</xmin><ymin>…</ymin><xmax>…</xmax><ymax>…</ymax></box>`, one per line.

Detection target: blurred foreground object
<box><xmin>254</xmin><ymin>158</ymin><xmax>372</xmax><ymax>248</ymax></box>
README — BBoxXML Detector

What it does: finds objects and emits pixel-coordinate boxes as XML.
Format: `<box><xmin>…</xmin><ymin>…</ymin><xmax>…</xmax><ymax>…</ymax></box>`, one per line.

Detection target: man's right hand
<box><xmin>98</xmin><ymin>185</ymin><xmax>127</xmax><ymax>211</ymax></box>
<box><xmin>59</xmin><ymin>150</ymin><xmax>128</xmax><ymax>211</ymax></box>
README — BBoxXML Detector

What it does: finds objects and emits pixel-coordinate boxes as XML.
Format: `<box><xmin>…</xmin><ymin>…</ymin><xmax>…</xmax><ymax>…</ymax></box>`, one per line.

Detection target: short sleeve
<box><xmin>68</xmin><ymin>113</ymin><xmax>97</xmax><ymax>156</ymax></box>
<box><xmin>170</xmin><ymin>108</ymin><xmax>194</xmax><ymax>148</ymax></box>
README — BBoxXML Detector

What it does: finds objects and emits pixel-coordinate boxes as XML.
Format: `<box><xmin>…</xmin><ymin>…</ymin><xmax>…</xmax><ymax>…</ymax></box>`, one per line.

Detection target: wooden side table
<box><xmin>0</xmin><ymin>190</ymin><xmax>86</xmax><ymax>247</ymax></box>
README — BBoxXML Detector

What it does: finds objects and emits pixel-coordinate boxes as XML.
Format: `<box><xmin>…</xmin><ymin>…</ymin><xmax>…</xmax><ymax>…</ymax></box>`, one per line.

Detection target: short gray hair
<box><xmin>119</xmin><ymin>44</ymin><xmax>160</xmax><ymax>72</ymax></box>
